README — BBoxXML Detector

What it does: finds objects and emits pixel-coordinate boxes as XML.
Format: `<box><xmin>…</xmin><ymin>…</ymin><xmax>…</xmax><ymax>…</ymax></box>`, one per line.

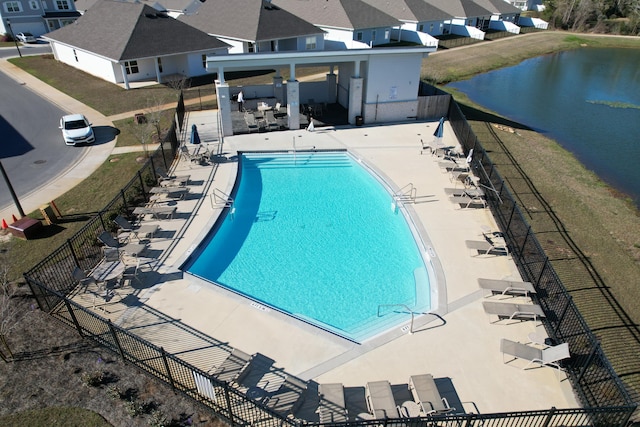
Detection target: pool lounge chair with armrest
<box><xmin>478</xmin><ymin>278</ymin><xmax>536</xmax><ymax>297</ymax></box>
<box><xmin>318</xmin><ymin>383</ymin><xmax>348</xmax><ymax>423</ymax></box>
<box><xmin>500</xmin><ymin>339</ymin><xmax>570</xmax><ymax>370</ymax></box>
<box><xmin>113</xmin><ymin>215</ymin><xmax>159</xmax><ymax>242</ymax></box>
<box><xmin>157</xmin><ymin>170</ymin><xmax>190</xmax><ymax>187</ymax></box>
<box><xmin>133</xmin><ymin>205</ymin><xmax>176</xmax><ymax>220</ymax></box>
<box><xmin>465</xmin><ymin>239</ymin><xmax>507</xmax><ymax>256</ymax></box>
<box><xmin>98</xmin><ymin>231</ymin><xmax>147</xmax><ymax>257</ymax></box>
<box><xmin>409</xmin><ymin>374</ymin><xmax>454</xmax><ymax>415</ymax></box>
<box><xmin>450</xmin><ymin>195</ymin><xmax>486</xmax><ymax>209</ymax></box>
<box><xmin>263</xmin><ymin>375</ymin><xmax>308</xmax><ymax>417</ymax></box>
<box><xmin>483</xmin><ymin>301</ymin><xmax>546</xmax><ymax>322</ymax></box>
<box><xmin>365</xmin><ymin>380</ymin><xmax>400</xmax><ymax>419</ymax></box>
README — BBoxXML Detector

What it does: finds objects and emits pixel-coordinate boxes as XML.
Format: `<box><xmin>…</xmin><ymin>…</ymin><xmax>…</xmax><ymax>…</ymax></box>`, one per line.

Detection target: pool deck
<box><xmin>100</xmin><ymin>110</ymin><xmax>579</xmax><ymax>419</ymax></box>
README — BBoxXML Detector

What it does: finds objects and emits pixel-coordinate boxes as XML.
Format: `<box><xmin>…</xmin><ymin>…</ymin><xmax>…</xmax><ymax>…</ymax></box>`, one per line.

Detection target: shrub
<box><xmin>80</xmin><ymin>370</ymin><xmax>105</xmax><ymax>387</ymax></box>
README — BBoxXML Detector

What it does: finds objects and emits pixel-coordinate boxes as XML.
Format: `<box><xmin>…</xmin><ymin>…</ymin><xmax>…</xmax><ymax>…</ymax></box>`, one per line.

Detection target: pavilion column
<box><xmin>348</xmin><ymin>76</ymin><xmax>363</xmax><ymax>125</ymax></box>
<box><xmin>286</xmin><ymin>80</ymin><xmax>300</xmax><ymax>130</ymax></box>
<box><xmin>215</xmin><ymin>80</ymin><xmax>233</xmax><ymax>137</ymax></box>
<box><xmin>120</xmin><ymin>63</ymin><xmax>130</xmax><ymax>90</ymax></box>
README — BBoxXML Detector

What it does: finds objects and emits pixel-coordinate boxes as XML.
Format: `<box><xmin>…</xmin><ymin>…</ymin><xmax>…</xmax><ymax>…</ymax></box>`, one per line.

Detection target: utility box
<box><xmin>355</xmin><ymin>115</ymin><xmax>364</xmax><ymax>126</ymax></box>
<box><xmin>40</xmin><ymin>204</ymin><xmax>58</xmax><ymax>225</ymax></box>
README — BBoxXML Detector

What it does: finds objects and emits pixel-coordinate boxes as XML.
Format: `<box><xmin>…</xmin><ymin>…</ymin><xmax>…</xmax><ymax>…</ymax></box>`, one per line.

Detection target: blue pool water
<box><xmin>186</xmin><ymin>151</ymin><xmax>431</xmax><ymax>342</ymax></box>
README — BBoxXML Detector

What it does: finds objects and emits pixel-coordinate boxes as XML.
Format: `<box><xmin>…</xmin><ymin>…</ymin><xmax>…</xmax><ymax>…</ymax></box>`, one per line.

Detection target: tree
<box><xmin>126</xmin><ymin>93</ymin><xmax>175</xmax><ymax>157</ymax></box>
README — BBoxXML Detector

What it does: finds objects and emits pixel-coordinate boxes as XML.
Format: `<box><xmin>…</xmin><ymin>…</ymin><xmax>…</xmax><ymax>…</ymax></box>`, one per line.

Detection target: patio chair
<box><xmin>483</xmin><ymin>301</ymin><xmax>546</xmax><ymax>322</ymax></box>
<box><xmin>365</xmin><ymin>380</ymin><xmax>400</xmax><ymax>419</ymax></box>
<box><xmin>244</xmin><ymin>112</ymin><xmax>259</xmax><ymax>132</ymax></box>
<box><xmin>318</xmin><ymin>383</ymin><xmax>348</xmax><ymax>423</ymax></box>
<box><xmin>409</xmin><ymin>374</ymin><xmax>454</xmax><ymax>415</ymax></box>
<box><xmin>98</xmin><ymin>231</ymin><xmax>147</xmax><ymax>257</ymax></box>
<box><xmin>500</xmin><ymin>339</ymin><xmax>570</xmax><ymax>370</ymax></box>
<box><xmin>265</xmin><ymin>110</ymin><xmax>279</xmax><ymax>130</ymax></box>
<box><xmin>72</xmin><ymin>266</ymin><xmax>97</xmax><ymax>291</ymax></box>
<box><xmin>132</xmin><ymin>205</ymin><xmax>176</xmax><ymax>219</ymax></box>
<box><xmin>478</xmin><ymin>278</ymin><xmax>536</xmax><ymax>297</ymax></box>
<box><xmin>211</xmin><ymin>348</ymin><xmax>253</xmax><ymax>383</ymax></box>
<box><xmin>157</xmin><ymin>170</ymin><xmax>190</xmax><ymax>187</ymax></box>
<box><xmin>263</xmin><ymin>375</ymin><xmax>308</xmax><ymax>417</ymax></box>
<box><xmin>465</xmin><ymin>237</ymin><xmax>508</xmax><ymax>256</ymax></box>
<box><xmin>113</xmin><ymin>215</ymin><xmax>159</xmax><ymax>242</ymax></box>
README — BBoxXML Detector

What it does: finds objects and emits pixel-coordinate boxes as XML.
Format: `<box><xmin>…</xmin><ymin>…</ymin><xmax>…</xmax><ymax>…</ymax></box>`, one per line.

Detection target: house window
<box><xmin>202</xmin><ymin>54</ymin><xmax>207</xmax><ymax>68</ymax></box>
<box><xmin>55</xmin><ymin>0</ymin><xmax>70</xmax><ymax>10</ymax></box>
<box><xmin>372</xmin><ymin>30</ymin><xmax>376</xmax><ymax>40</ymax></box>
<box><xmin>60</xmin><ymin>19</ymin><xmax>74</xmax><ymax>26</ymax></box>
<box><xmin>430</xmin><ymin>23</ymin><xmax>434</xmax><ymax>32</ymax></box>
<box><xmin>73</xmin><ymin>49</ymin><xmax>77</xmax><ymax>62</ymax></box>
<box><xmin>157</xmin><ymin>57</ymin><xmax>163</xmax><ymax>73</ymax></box>
<box><xmin>125</xmin><ymin>61</ymin><xmax>139</xmax><ymax>75</ymax></box>
<box><xmin>29</xmin><ymin>0</ymin><xmax>39</xmax><ymax>9</ymax></box>
<box><xmin>41</xmin><ymin>0</ymin><xmax>47</xmax><ymax>9</ymax></box>
<box><xmin>305</xmin><ymin>36</ymin><xmax>316</xmax><ymax>50</ymax></box>
<box><xmin>356</xmin><ymin>32</ymin><xmax>363</xmax><ymax>41</ymax></box>
<box><xmin>384</xmin><ymin>29</ymin><xmax>389</xmax><ymax>40</ymax></box>
<box><xmin>418</xmin><ymin>24</ymin><xmax>423</xmax><ymax>32</ymax></box>
<box><xmin>247</xmin><ymin>42</ymin><xmax>254</xmax><ymax>53</ymax></box>
<box><xmin>4</xmin><ymin>1</ymin><xmax>23</xmax><ymax>12</ymax></box>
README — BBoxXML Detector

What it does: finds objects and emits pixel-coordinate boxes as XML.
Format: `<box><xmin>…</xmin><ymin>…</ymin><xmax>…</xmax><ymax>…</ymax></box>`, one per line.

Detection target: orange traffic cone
<box><xmin>12</xmin><ymin>214</ymin><xmax>18</xmax><ymax>222</ymax></box>
<box><xmin>1</xmin><ymin>219</ymin><xmax>7</xmax><ymax>229</ymax></box>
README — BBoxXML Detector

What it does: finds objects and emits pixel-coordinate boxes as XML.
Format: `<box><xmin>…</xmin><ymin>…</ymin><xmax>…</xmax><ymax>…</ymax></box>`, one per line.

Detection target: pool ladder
<box><xmin>210</xmin><ymin>188</ymin><xmax>235</xmax><ymax>217</ymax></box>
<box><xmin>377</xmin><ymin>304</ymin><xmax>415</xmax><ymax>334</ymax></box>
<box><xmin>391</xmin><ymin>183</ymin><xmax>417</xmax><ymax>212</ymax></box>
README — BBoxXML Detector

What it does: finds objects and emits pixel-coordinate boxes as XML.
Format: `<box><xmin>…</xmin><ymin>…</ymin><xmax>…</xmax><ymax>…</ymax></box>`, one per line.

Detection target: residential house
<box><xmin>361</xmin><ymin>0</ymin><xmax>449</xmax><ymax>44</ymax></box>
<box><xmin>74</xmin><ymin>0</ymin><xmax>205</xmax><ymax>18</ymax></box>
<box><xmin>426</xmin><ymin>0</ymin><xmax>493</xmax><ymax>39</ymax></box>
<box><xmin>1</xmin><ymin>0</ymin><xmax>80</xmax><ymax>37</ymax></box>
<box><xmin>43</xmin><ymin>0</ymin><xmax>230</xmax><ymax>89</ymax></box>
<box><xmin>178</xmin><ymin>0</ymin><xmax>326</xmax><ymax>54</ymax></box>
<box><xmin>272</xmin><ymin>0</ymin><xmax>401</xmax><ymax>48</ymax></box>
<box><xmin>472</xmin><ymin>0</ymin><xmax>521</xmax><ymax>33</ymax></box>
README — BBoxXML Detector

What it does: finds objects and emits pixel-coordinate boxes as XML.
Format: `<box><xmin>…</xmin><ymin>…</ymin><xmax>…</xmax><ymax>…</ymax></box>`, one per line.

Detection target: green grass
<box><xmin>5</xmin><ymin>152</ymin><xmax>145</xmax><ymax>280</ymax></box>
<box><xmin>0</xmin><ymin>407</ymin><xmax>111</xmax><ymax>427</ymax></box>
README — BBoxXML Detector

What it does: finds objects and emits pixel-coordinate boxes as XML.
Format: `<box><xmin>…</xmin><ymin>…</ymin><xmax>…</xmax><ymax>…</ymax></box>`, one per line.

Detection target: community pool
<box><xmin>186</xmin><ymin>151</ymin><xmax>433</xmax><ymax>342</ymax></box>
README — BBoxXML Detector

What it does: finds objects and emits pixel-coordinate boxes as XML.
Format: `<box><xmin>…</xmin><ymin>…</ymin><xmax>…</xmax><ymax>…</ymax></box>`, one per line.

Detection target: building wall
<box><xmin>52</xmin><ymin>42</ymin><xmax>118</xmax><ymax>83</ymax></box>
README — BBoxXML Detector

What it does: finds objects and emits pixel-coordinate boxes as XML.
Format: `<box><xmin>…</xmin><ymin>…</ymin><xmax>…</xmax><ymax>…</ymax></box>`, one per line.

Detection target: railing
<box><xmin>378</xmin><ymin>304</ymin><xmax>415</xmax><ymax>334</ymax></box>
<box><xmin>392</xmin><ymin>183</ymin><xmax>417</xmax><ymax>205</ymax></box>
<box><xmin>210</xmin><ymin>188</ymin><xmax>234</xmax><ymax>211</ymax></box>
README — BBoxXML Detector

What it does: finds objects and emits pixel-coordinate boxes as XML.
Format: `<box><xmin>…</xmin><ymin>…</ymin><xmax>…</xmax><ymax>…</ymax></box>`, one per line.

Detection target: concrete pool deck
<box><xmin>101</xmin><ymin>110</ymin><xmax>579</xmax><ymax>418</ymax></box>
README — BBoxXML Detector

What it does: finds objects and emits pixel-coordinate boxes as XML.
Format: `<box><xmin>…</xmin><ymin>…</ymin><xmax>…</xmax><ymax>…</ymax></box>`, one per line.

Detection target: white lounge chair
<box><xmin>157</xmin><ymin>170</ymin><xmax>190</xmax><ymax>187</ymax></box>
<box><xmin>132</xmin><ymin>205</ymin><xmax>176</xmax><ymax>219</ymax></box>
<box><xmin>408</xmin><ymin>374</ymin><xmax>454</xmax><ymax>415</ymax></box>
<box><xmin>450</xmin><ymin>195</ymin><xmax>486</xmax><ymax>209</ymax></box>
<box><xmin>500</xmin><ymin>339</ymin><xmax>570</xmax><ymax>370</ymax></box>
<box><xmin>366</xmin><ymin>380</ymin><xmax>399</xmax><ymax>419</ymax></box>
<box><xmin>483</xmin><ymin>301</ymin><xmax>546</xmax><ymax>322</ymax></box>
<box><xmin>478</xmin><ymin>278</ymin><xmax>536</xmax><ymax>297</ymax></box>
<box><xmin>465</xmin><ymin>236</ymin><xmax>508</xmax><ymax>255</ymax></box>
<box><xmin>97</xmin><ymin>231</ymin><xmax>147</xmax><ymax>257</ymax></box>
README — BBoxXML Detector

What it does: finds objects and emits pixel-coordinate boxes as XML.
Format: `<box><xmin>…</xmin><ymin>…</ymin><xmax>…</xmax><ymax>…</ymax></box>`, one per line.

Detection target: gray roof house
<box><xmin>362</xmin><ymin>0</ymin><xmax>450</xmax><ymax>42</ymax></box>
<box><xmin>42</xmin><ymin>0</ymin><xmax>230</xmax><ymax>89</ymax></box>
<box><xmin>178</xmin><ymin>0</ymin><xmax>326</xmax><ymax>54</ymax></box>
<box><xmin>0</xmin><ymin>0</ymin><xmax>80</xmax><ymax>38</ymax></box>
<box><xmin>273</xmin><ymin>0</ymin><xmax>402</xmax><ymax>48</ymax></box>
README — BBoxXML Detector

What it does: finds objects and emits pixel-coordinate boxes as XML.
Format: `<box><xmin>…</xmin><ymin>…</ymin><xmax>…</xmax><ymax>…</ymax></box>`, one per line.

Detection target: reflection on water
<box><xmin>447</xmin><ymin>48</ymin><xmax>640</xmax><ymax>206</ymax></box>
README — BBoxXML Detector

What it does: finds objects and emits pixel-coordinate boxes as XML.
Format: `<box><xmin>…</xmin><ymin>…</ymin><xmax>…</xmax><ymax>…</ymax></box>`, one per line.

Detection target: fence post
<box><xmin>136</xmin><ymin>170</ymin><xmax>147</xmax><ymax>201</ymax></box>
<box><xmin>518</xmin><ymin>225</ymin><xmax>532</xmax><ymax>259</ymax></box>
<box><xmin>68</xmin><ymin>239</ymin><xmax>80</xmax><ymax>268</ymax></box>
<box><xmin>223</xmin><ymin>382</ymin><xmax>235</xmax><ymax>426</ymax></box>
<box><xmin>120</xmin><ymin>189</ymin><xmax>128</xmax><ymax>213</ymax></box>
<box><xmin>64</xmin><ymin>299</ymin><xmax>84</xmax><ymax>338</ymax></box>
<box><xmin>535</xmin><ymin>257</ymin><xmax>549</xmax><ymax>290</ymax></box>
<box><xmin>541</xmin><ymin>406</ymin><xmax>556</xmax><ymax>427</ymax></box>
<box><xmin>160</xmin><ymin>347</ymin><xmax>176</xmax><ymax>391</ymax></box>
<box><xmin>554</xmin><ymin>295</ymin><xmax>573</xmax><ymax>338</ymax></box>
<box><xmin>98</xmin><ymin>210</ymin><xmax>107</xmax><ymax>232</ymax></box>
<box><xmin>107</xmin><ymin>320</ymin><xmax>126</xmax><ymax>362</ymax></box>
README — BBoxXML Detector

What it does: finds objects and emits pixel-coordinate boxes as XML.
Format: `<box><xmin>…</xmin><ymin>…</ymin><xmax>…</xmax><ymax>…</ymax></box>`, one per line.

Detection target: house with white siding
<box><xmin>178</xmin><ymin>0</ymin><xmax>326</xmax><ymax>54</ymax></box>
<box><xmin>42</xmin><ymin>0</ymin><xmax>230</xmax><ymax>89</ymax></box>
<box><xmin>273</xmin><ymin>0</ymin><xmax>401</xmax><ymax>48</ymax></box>
<box><xmin>0</xmin><ymin>0</ymin><xmax>80</xmax><ymax>37</ymax></box>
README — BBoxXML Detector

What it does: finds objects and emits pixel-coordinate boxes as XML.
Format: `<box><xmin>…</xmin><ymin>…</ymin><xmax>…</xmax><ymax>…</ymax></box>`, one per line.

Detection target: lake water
<box><xmin>447</xmin><ymin>48</ymin><xmax>640</xmax><ymax>207</ymax></box>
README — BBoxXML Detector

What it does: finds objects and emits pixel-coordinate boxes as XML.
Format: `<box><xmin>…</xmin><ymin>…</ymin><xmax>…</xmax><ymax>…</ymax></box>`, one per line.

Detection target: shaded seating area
<box><xmin>501</xmin><ymin>339</ymin><xmax>570</xmax><ymax>370</ymax></box>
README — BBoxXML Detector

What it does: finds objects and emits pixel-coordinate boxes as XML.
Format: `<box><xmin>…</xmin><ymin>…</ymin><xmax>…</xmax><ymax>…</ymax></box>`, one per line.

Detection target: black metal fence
<box><xmin>447</xmin><ymin>100</ymin><xmax>636</xmax><ymax>414</ymax></box>
<box><xmin>21</xmin><ymin>93</ymin><xmax>637</xmax><ymax>426</ymax></box>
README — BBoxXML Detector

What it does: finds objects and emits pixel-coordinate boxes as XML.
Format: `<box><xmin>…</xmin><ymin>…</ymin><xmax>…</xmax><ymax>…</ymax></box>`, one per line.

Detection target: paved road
<box><xmin>0</xmin><ymin>64</ymin><xmax>87</xmax><ymax>212</ymax></box>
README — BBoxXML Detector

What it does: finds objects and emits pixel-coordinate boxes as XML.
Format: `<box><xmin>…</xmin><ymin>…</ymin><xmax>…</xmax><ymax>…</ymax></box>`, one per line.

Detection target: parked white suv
<box><xmin>60</xmin><ymin>114</ymin><xmax>95</xmax><ymax>146</ymax></box>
